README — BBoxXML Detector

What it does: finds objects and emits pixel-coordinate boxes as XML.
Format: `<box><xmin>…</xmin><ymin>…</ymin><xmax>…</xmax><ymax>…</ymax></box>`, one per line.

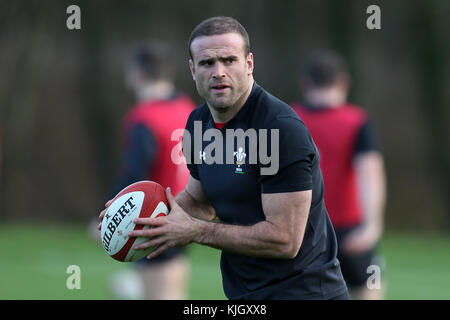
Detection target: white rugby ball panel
<box><xmin>101</xmin><ymin>191</ymin><xmax>145</xmax><ymax>256</ymax></box>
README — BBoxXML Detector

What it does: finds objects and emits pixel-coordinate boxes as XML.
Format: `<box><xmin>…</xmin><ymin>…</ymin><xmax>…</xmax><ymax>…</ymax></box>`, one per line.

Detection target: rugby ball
<box><xmin>100</xmin><ymin>180</ymin><xmax>169</xmax><ymax>262</ymax></box>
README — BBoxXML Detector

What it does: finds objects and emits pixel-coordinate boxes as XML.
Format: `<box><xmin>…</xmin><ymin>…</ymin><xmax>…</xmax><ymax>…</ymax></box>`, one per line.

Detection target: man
<box><xmin>108</xmin><ymin>43</ymin><xmax>195</xmax><ymax>299</ymax></box>
<box><xmin>291</xmin><ymin>51</ymin><xmax>387</xmax><ymax>299</ymax></box>
<box><xmin>100</xmin><ymin>17</ymin><xmax>348</xmax><ymax>300</ymax></box>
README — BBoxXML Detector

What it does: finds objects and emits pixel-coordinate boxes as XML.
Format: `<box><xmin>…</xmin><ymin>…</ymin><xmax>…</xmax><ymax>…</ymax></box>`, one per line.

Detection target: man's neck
<box><xmin>209</xmin><ymin>78</ymin><xmax>254</xmax><ymax>123</ymax></box>
<box><xmin>137</xmin><ymin>80</ymin><xmax>175</xmax><ymax>102</ymax></box>
<box><xmin>304</xmin><ymin>87</ymin><xmax>347</xmax><ymax>109</ymax></box>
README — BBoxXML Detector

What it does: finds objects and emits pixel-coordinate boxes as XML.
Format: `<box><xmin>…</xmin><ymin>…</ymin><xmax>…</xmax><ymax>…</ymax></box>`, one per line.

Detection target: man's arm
<box><xmin>131</xmin><ymin>187</ymin><xmax>311</xmax><ymax>260</ymax></box>
<box><xmin>355</xmin><ymin>151</ymin><xmax>386</xmax><ymax>231</ymax></box>
<box><xmin>194</xmin><ymin>190</ymin><xmax>311</xmax><ymax>259</ymax></box>
<box><xmin>342</xmin><ymin>151</ymin><xmax>386</xmax><ymax>254</ymax></box>
<box><xmin>175</xmin><ymin>175</ymin><xmax>217</xmax><ymax>221</ymax></box>
<box><xmin>110</xmin><ymin>124</ymin><xmax>158</xmax><ymax>197</ymax></box>
<box><xmin>95</xmin><ymin>125</ymin><xmax>157</xmax><ymax>236</ymax></box>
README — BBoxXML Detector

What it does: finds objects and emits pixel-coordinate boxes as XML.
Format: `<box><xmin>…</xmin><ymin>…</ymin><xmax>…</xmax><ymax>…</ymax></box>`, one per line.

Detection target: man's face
<box><xmin>189</xmin><ymin>33</ymin><xmax>254</xmax><ymax>113</ymax></box>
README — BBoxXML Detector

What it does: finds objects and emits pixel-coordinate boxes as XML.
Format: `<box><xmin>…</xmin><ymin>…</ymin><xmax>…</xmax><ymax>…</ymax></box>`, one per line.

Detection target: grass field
<box><xmin>0</xmin><ymin>222</ymin><xmax>449</xmax><ymax>300</ymax></box>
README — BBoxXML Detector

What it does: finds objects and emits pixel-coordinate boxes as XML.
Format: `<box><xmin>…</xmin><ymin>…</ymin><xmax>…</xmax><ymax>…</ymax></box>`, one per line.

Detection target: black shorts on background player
<box><xmin>334</xmin><ymin>225</ymin><xmax>383</xmax><ymax>288</ymax></box>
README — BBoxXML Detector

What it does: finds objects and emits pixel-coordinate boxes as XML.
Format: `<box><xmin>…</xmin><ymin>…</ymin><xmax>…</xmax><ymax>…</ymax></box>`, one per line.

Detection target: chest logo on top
<box><xmin>233</xmin><ymin>147</ymin><xmax>246</xmax><ymax>174</ymax></box>
<box><xmin>176</xmin><ymin>121</ymin><xmax>280</xmax><ymax>176</ymax></box>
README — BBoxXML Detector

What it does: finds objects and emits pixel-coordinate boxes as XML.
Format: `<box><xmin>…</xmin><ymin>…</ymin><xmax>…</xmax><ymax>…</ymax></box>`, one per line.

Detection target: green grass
<box><xmin>0</xmin><ymin>223</ymin><xmax>448</xmax><ymax>299</ymax></box>
<box><xmin>379</xmin><ymin>232</ymin><xmax>450</xmax><ymax>299</ymax></box>
<box><xmin>0</xmin><ymin>223</ymin><xmax>225</xmax><ymax>300</ymax></box>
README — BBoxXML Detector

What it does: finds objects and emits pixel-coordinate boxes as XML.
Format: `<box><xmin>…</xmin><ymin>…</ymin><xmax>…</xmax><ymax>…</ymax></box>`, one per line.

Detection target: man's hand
<box><xmin>97</xmin><ymin>199</ymin><xmax>113</xmax><ymax>230</ymax></box>
<box><xmin>341</xmin><ymin>223</ymin><xmax>382</xmax><ymax>255</ymax></box>
<box><xmin>129</xmin><ymin>187</ymin><xmax>200</xmax><ymax>259</ymax></box>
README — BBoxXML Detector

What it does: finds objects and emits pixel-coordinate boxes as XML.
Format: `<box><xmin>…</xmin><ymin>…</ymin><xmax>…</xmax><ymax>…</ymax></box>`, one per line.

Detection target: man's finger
<box><xmin>99</xmin><ymin>209</ymin><xmax>107</xmax><ymax>219</ymax></box>
<box><xmin>98</xmin><ymin>208</ymin><xmax>108</xmax><ymax>230</ymax></box>
<box><xmin>146</xmin><ymin>243</ymin><xmax>172</xmax><ymax>260</ymax></box>
<box><xmin>133</xmin><ymin>217</ymin><xmax>167</xmax><ymax>227</ymax></box>
<box><xmin>165</xmin><ymin>187</ymin><xmax>177</xmax><ymax>209</ymax></box>
<box><xmin>129</xmin><ymin>226</ymin><xmax>165</xmax><ymax>238</ymax></box>
<box><xmin>134</xmin><ymin>236</ymin><xmax>166</xmax><ymax>251</ymax></box>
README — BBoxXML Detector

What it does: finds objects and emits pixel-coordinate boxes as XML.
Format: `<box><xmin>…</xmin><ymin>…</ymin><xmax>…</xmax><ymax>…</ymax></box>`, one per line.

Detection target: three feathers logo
<box><xmin>233</xmin><ymin>147</ymin><xmax>246</xmax><ymax>174</ymax></box>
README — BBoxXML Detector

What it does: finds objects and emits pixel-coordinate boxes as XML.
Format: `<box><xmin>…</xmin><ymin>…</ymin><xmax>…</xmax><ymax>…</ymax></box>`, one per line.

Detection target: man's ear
<box><xmin>189</xmin><ymin>59</ymin><xmax>196</xmax><ymax>81</ymax></box>
<box><xmin>246</xmin><ymin>52</ymin><xmax>254</xmax><ymax>75</ymax></box>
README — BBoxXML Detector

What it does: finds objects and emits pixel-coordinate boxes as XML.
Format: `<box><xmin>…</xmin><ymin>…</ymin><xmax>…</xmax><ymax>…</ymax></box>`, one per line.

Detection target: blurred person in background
<box><xmin>96</xmin><ymin>42</ymin><xmax>195</xmax><ymax>299</ymax></box>
<box><xmin>291</xmin><ymin>51</ymin><xmax>387</xmax><ymax>299</ymax></box>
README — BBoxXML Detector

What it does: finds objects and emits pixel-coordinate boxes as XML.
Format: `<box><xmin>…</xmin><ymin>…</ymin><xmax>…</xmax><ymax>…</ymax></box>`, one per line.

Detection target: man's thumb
<box><xmin>165</xmin><ymin>187</ymin><xmax>176</xmax><ymax>208</ymax></box>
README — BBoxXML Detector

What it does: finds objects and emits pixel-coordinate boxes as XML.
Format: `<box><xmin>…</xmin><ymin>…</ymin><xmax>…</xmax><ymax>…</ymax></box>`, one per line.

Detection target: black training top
<box><xmin>183</xmin><ymin>83</ymin><xmax>347</xmax><ymax>299</ymax></box>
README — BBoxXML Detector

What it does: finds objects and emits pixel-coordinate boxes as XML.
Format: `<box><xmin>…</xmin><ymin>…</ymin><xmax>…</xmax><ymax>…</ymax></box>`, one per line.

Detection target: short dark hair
<box><xmin>188</xmin><ymin>16</ymin><xmax>250</xmax><ymax>59</ymax></box>
<box><xmin>130</xmin><ymin>42</ymin><xmax>173</xmax><ymax>81</ymax></box>
<box><xmin>302</xmin><ymin>51</ymin><xmax>350</xmax><ymax>88</ymax></box>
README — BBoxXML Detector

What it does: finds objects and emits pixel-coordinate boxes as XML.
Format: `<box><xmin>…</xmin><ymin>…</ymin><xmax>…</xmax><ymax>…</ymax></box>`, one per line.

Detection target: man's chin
<box><xmin>208</xmin><ymin>99</ymin><xmax>232</xmax><ymax>113</ymax></box>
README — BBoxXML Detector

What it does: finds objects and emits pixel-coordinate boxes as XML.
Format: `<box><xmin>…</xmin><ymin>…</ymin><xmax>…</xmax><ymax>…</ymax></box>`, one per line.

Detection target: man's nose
<box><xmin>212</xmin><ymin>62</ymin><xmax>226</xmax><ymax>79</ymax></box>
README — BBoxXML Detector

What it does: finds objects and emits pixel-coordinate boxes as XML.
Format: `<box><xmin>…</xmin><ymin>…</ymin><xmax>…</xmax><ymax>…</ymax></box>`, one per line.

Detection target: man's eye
<box><xmin>199</xmin><ymin>61</ymin><xmax>213</xmax><ymax>66</ymax></box>
<box><xmin>225</xmin><ymin>58</ymin><xmax>234</xmax><ymax>64</ymax></box>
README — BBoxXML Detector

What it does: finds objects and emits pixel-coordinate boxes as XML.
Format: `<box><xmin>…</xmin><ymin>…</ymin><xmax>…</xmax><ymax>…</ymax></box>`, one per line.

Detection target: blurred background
<box><xmin>0</xmin><ymin>0</ymin><xmax>449</xmax><ymax>299</ymax></box>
